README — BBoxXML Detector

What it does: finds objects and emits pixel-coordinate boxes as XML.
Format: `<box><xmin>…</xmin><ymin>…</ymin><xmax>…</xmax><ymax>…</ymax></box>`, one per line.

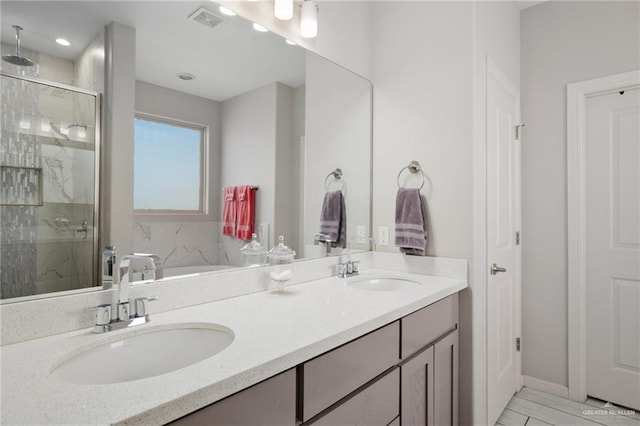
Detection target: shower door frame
<box><xmin>1</xmin><ymin>71</ymin><xmax>102</xmax><ymax>291</ymax></box>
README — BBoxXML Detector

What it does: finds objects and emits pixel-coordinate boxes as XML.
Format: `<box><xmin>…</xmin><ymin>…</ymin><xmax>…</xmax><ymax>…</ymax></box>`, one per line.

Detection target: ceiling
<box><xmin>0</xmin><ymin>1</ymin><xmax>306</xmax><ymax>101</ymax></box>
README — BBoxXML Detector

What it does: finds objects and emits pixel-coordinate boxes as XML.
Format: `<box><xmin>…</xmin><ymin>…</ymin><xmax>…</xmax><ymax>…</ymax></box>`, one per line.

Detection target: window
<box><xmin>134</xmin><ymin>114</ymin><xmax>207</xmax><ymax>213</ymax></box>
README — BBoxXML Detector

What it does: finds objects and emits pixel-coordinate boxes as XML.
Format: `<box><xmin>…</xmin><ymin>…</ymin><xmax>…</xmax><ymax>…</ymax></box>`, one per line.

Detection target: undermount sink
<box><xmin>51</xmin><ymin>323</ymin><xmax>234</xmax><ymax>385</ymax></box>
<box><xmin>348</xmin><ymin>277</ymin><xmax>421</xmax><ymax>291</ymax></box>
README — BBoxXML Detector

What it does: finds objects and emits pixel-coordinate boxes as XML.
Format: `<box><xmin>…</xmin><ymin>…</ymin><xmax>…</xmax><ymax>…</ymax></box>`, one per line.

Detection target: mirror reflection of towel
<box><xmin>222</xmin><ymin>186</ymin><xmax>236</xmax><ymax>237</ymax></box>
<box><xmin>395</xmin><ymin>188</ymin><xmax>427</xmax><ymax>255</ymax></box>
<box><xmin>319</xmin><ymin>190</ymin><xmax>346</xmax><ymax>248</ymax></box>
<box><xmin>236</xmin><ymin>185</ymin><xmax>255</xmax><ymax>241</ymax></box>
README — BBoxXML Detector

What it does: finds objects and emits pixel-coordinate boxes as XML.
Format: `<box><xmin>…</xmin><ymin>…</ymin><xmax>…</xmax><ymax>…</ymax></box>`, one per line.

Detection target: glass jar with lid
<box><xmin>268</xmin><ymin>235</ymin><xmax>295</xmax><ymax>292</ymax></box>
<box><xmin>240</xmin><ymin>233</ymin><xmax>268</xmax><ymax>267</ymax></box>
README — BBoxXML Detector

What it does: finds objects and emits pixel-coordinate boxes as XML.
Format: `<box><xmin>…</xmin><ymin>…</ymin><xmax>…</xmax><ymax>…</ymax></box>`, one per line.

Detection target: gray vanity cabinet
<box><xmin>308</xmin><ymin>368</ymin><xmax>400</xmax><ymax>426</ymax></box>
<box><xmin>433</xmin><ymin>329</ymin><xmax>459</xmax><ymax>426</ymax></box>
<box><xmin>170</xmin><ymin>369</ymin><xmax>296</xmax><ymax>426</ymax></box>
<box><xmin>169</xmin><ymin>293</ymin><xmax>460</xmax><ymax>426</ymax></box>
<box><xmin>300</xmin><ymin>321</ymin><xmax>400</xmax><ymax>422</ymax></box>
<box><xmin>400</xmin><ymin>345</ymin><xmax>434</xmax><ymax>426</ymax></box>
<box><xmin>399</xmin><ymin>294</ymin><xmax>459</xmax><ymax>426</ymax></box>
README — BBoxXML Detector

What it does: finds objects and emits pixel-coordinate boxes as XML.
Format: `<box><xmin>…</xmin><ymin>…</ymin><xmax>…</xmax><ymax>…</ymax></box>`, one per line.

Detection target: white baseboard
<box><xmin>522</xmin><ymin>375</ymin><xmax>569</xmax><ymax>399</ymax></box>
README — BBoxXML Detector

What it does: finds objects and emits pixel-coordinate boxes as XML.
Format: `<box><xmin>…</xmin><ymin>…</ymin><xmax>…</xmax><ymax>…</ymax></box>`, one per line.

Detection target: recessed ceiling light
<box><xmin>219</xmin><ymin>6</ymin><xmax>236</xmax><ymax>16</ymax></box>
<box><xmin>177</xmin><ymin>72</ymin><xmax>196</xmax><ymax>81</ymax></box>
<box><xmin>252</xmin><ymin>23</ymin><xmax>268</xmax><ymax>32</ymax></box>
<box><xmin>56</xmin><ymin>38</ymin><xmax>70</xmax><ymax>47</ymax></box>
<box><xmin>285</xmin><ymin>39</ymin><xmax>296</xmax><ymax>46</ymax></box>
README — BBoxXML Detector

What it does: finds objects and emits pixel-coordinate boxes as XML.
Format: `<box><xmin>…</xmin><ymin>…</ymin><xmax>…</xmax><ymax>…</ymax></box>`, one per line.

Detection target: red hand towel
<box><xmin>222</xmin><ymin>186</ymin><xmax>237</xmax><ymax>237</ymax></box>
<box><xmin>236</xmin><ymin>185</ymin><xmax>255</xmax><ymax>241</ymax></box>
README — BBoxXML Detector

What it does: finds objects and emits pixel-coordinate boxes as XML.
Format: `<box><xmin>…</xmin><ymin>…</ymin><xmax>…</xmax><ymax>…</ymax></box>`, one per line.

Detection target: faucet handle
<box><xmin>95</xmin><ymin>304</ymin><xmax>112</xmax><ymax>326</ymax></box>
<box><xmin>351</xmin><ymin>260</ymin><xmax>361</xmax><ymax>273</ymax></box>
<box><xmin>336</xmin><ymin>263</ymin><xmax>347</xmax><ymax>277</ymax></box>
<box><xmin>134</xmin><ymin>296</ymin><xmax>158</xmax><ymax>317</ymax></box>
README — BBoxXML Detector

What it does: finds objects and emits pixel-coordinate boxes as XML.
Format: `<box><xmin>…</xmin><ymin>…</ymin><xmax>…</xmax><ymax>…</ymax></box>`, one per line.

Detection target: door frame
<box><xmin>566</xmin><ymin>69</ymin><xmax>640</xmax><ymax>402</ymax></box>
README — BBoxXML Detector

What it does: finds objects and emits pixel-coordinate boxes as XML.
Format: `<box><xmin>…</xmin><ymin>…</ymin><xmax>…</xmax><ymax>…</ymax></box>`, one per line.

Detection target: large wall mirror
<box><xmin>0</xmin><ymin>1</ymin><xmax>372</xmax><ymax>301</ymax></box>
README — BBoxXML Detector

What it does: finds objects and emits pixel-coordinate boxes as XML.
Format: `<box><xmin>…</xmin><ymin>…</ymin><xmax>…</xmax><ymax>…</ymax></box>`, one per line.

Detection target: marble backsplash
<box><xmin>133</xmin><ymin>221</ymin><xmax>271</xmax><ymax>269</ymax></box>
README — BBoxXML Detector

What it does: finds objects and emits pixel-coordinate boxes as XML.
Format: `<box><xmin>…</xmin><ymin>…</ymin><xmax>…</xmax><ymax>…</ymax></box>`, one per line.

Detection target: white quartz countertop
<box><xmin>1</xmin><ymin>268</ymin><xmax>466</xmax><ymax>425</ymax></box>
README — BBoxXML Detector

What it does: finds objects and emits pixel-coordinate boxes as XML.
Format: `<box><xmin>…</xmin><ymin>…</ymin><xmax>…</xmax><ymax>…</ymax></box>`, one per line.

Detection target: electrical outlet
<box><xmin>356</xmin><ymin>225</ymin><xmax>367</xmax><ymax>244</ymax></box>
<box><xmin>378</xmin><ymin>226</ymin><xmax>389</xmax><ymax>246</ymax></box>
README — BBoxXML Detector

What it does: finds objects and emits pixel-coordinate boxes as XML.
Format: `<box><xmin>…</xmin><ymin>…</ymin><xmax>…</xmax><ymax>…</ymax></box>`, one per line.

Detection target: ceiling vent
<box><xmin>188</xmin><ymin>7</ymin><xmax>228</xmax><ymax>30</ymax></box>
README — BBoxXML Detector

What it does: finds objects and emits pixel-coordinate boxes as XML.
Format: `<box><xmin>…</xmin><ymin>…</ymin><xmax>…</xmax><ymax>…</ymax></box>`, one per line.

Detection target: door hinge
<box><xmin>516</xmin><ymin>337</ymin><xmax>521</xmax><ymax>352</ymax></box>
<box><xmin>516</xmin><ymin>231</ymin><xmax>520</xmax><ymax>245</ymax></box>
<box><xmin>515</xmin><ymin>124</ymin><xmax>526</xmax><ymax>141</ymax></box>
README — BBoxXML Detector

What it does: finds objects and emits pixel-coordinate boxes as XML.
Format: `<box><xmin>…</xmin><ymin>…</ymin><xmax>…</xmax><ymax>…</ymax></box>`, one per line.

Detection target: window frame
<box><xmin>133</xmin><ymin>112</ymin><xmax>209</xmax><ymax>217</ymax></box>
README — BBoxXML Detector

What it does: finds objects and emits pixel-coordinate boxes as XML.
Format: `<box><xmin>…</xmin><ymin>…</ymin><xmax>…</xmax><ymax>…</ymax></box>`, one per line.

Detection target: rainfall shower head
<box><xmin>2</xmin><ymin>25</ymin><xmax>34</xmax><ymax>67</ymax></box>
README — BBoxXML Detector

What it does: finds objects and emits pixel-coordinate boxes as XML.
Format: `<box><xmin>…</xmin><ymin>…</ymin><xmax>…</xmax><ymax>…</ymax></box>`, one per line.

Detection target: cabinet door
<box><xmin>434</xmin><ymin>330</ymin><xmax>459</xmax><ymax>426</ymax></box>
<box><xmin>400</xmin><ymin>345</ymin><xmax>434</xmax><ymax>426</ymax></box>
<box><xmin>170</xmin><ymin>369</ymin><xmax>296</xmax><ymax>426</ymax></box>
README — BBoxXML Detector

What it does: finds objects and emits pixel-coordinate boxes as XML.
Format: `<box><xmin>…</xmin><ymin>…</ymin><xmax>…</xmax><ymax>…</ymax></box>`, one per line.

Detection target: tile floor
<box><xmin>496</xmin><ymin>387</ymin><xmax>640</xmax><ymax>426</ymax></box>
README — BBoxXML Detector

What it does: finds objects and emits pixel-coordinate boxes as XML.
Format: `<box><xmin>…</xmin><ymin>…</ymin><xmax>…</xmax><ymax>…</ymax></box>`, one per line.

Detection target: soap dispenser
<box><xmin>268</xmin><ymin>235</ymin><xmax>296</xmax><ymax>292</ymax></box>
<box><xmin>240</xmin><ymin>233</ymin><xmax>268</xmax><ymax>268</ymax></box>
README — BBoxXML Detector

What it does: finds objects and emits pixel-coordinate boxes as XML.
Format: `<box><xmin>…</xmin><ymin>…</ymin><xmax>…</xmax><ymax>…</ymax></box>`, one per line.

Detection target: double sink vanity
<box><xmin>0</xmin><ymin>252</ymin><xmax>467</xmax><ymax>425</ymax></box>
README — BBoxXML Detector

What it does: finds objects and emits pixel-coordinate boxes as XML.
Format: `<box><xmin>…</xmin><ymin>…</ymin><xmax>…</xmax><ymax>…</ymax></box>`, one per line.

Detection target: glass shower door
<box><xmin>1</xmin><ymin>73</ymin><xmax>99</xmax><ymax>299</ymax></box>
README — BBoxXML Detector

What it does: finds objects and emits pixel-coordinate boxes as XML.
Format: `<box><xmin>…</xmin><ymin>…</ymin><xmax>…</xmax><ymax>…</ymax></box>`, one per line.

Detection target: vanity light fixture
<box><xmin>55</xmin><ymin>38</ymin><xmax>70</xmax><ymax>46</ymax></box>
<box><xmin>252</xmin><ymin>23</ymin><xmax>268</xmax><ymax>32</ymax></box>
<box><xmin>300</xmin><ymin>0</ymin><xmax>318</xmax><ymax>39</ymax></box>
<box><xmin>274</xmin><ymin>0</ymin><xmax>294</xmax><ymax>20</ymax></box>
<box><xmin>218</xmin><ymin>6</ymin><xmax>236</xmax><ymax>16</ymax></box>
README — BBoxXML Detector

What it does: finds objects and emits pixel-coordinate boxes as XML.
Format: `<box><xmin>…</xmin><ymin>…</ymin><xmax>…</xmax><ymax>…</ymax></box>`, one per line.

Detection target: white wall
<box><xmin>274</xmin><ymin>83</ymin><xmax>299</xmax><ymax>249</ymax></box>
<box><xmin>103</xmin><ymin>22</ymin><xmax>136</xmax><ymax>261</ymax></box>
<box><xmin>304</xmin><ymin>52</ymin><xmax>372</xmax><ymax>251</ymax></box>
<box><xmin>370</xmin><ymin>4</ymin><xmax>475</xmax><ymax>422</ymax></box>
<box><xmin>521</xmin><ymin>0</ymin><xmax>640</xmax><ymax>388</ymax></box>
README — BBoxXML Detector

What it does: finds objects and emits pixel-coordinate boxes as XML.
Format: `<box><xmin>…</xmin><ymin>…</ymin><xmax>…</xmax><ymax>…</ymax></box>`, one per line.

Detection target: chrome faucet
<box><xmin>93</xmin><ymin>253</ymin><xmax>161</xmax><ymax>333</ymax></box>
<box><xmin>314</xmin><ymin>233</ymin><xmax>333</xmax><ymax>256</ymax></box>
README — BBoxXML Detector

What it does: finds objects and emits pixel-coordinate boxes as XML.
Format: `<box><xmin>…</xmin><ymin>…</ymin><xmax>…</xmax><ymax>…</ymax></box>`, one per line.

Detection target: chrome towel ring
<box><xmin>325</xmin><ymin>168</ymin><xmax>346</xmax><ymax>194</ymax></box>
<box><xmin>397</xmin><ymin>161</ymin><xmax>426</xmax><ymax>190</ymax></box>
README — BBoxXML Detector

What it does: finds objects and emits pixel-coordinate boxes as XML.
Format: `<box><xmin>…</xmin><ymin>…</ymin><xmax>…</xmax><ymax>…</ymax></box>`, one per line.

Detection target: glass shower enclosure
<box><xmin>1</xmin><ymin>73</ymin><xmax>100</xmax><ymax>300</ymax></box>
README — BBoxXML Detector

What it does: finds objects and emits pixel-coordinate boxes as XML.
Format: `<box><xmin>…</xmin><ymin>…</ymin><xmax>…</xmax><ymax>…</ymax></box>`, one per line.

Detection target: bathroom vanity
<box><xmin>172</xmin><ymin>294</ymin><xmax>458</xmax><ymax>426</ymax></box>
<box><xmin>0</xmin><ymin>253</ymin><xmax>466</xmax><ymax>425</ymax></box>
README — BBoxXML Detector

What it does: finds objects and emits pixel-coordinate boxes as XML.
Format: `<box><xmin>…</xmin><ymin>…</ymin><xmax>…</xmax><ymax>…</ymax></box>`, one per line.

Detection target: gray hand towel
<box><xmin>319</xmin><ymin>190</ymin><xmax>346</xmax><ymax>248</ymax></box>
<box><xmin>395</xmin><ymin>188</ymin><xmax>427</xmax><ymax>255</ymax></box>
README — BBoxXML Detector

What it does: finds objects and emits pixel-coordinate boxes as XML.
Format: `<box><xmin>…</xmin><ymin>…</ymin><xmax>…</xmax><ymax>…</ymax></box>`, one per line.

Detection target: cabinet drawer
<box><xmin>309</xmin><ymin>367</ymin><xmax>400</xmax><ymax>426</ymax></box>
<box><xmin>302</xmin><ymin>321</ymin><xmax>400</xmax><ymax>421</ymax></box>
<box><xmin>170</xmin><ymin>369</ymin><xmax>296</xmax><ymax>426</ymax></box>
<box><xmin>401</xmin><ymin>294</ymin><xmax>458</xmax><ymax>359</ymax></box>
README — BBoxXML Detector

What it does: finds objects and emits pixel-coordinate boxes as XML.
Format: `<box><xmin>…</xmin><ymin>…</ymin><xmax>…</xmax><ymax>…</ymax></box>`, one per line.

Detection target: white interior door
<box><xmin>487</xmin><ymin>60</ymin><xmax>521</xmax><ymax>426</ymax></box>
<box><xmin>586</xmin><ymin>87</ymin><xmax>640</xmax><ymax>410</ymax></box>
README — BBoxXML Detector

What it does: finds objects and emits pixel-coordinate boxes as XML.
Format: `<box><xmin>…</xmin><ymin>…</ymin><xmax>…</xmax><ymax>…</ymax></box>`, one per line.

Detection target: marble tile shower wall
<box><xmin>1</xmin><ymin>45</ymin><xmax>95</xmax><ymax>298</ymax></box>
<box><xmin>1</xmin><ymin>46</ymin><xmax>40</xmax><ymax>298</ymax></box>
<box><xmin>132</xmin><ymin>221</ymin><xmax>271</xmax><ymax>269</ymax></box>
<box><xmin>133</xmin><ymin>221</ymin><xmax>221</xmax><ymax>269</ymax></box>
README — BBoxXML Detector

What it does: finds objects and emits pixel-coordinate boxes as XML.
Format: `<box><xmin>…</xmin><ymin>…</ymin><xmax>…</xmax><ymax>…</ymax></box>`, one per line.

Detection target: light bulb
<box><xmin>40</xmin><ymin>120</ymin><xmax>51</xmax><ymax>132</ymax></box>
<box><xmin>56</xmin><ymin>38</ymin><xmax>70</xmax><ymax>46</ymax></box>
<box><xmin>300</xmin><ymin>0</ymin><xmax>318</xmax><ymax>39</ymax></box>
<box><xmin>77</xmin><ymin>127</ymin><xmax>86</xmax><ymax>140</ymax></box>
<box><xmin>274</xmin><ymin>0</ymin><xmax>293</xmax><ymax>20</ymax></box>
